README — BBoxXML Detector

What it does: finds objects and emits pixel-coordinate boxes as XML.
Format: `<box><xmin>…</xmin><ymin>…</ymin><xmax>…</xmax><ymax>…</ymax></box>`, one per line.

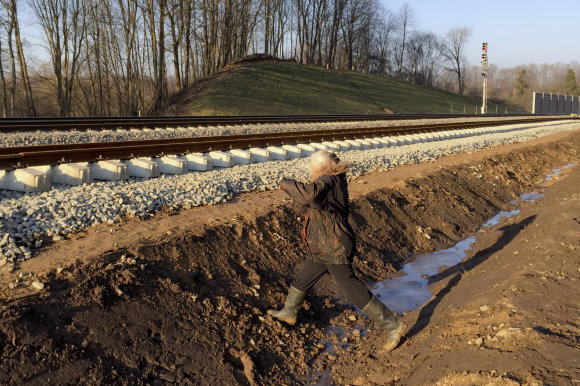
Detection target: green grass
<box><xmin>181</xmin><ymin>61</ymin><xmax>518</xmax><ymax>115</ymax></box>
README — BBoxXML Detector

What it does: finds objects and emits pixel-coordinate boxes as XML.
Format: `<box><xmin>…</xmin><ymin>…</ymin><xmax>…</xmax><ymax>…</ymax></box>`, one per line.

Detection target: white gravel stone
<box><xmin>0</xmin><ymin>120</ymin><xmax>578</xmax><ymax>264</ymax></box>
<box><xmin>31</xmin><ymin>281</ymin><xmax>45</xmax><ymax>290</ymax></box>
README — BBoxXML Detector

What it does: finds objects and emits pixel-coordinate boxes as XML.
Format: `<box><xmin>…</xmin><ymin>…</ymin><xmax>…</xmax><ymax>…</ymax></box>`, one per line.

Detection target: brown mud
<box><xmin>0</xmin><ymin>131</ymin><xmax>578</xmax><ymax>384</ymax></box>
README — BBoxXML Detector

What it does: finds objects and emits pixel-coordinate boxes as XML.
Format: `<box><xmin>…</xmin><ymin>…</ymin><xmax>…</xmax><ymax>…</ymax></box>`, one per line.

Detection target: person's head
<box><xmin>310</xmin><ymin>150</ymin><xmax>338</xmax><ymax>171</ymax></box>
<box><xmin>310</xmin><ymin>150</ymin><xmax>348</xmax><ymax>181</ymax></box>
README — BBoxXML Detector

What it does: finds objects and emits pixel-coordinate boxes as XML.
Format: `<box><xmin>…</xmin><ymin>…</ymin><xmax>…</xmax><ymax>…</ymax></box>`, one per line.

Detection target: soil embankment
<box><xmin>0</xmin><ymin>131</ymin><xmax>578</xmax><ymax>384</ymax></box>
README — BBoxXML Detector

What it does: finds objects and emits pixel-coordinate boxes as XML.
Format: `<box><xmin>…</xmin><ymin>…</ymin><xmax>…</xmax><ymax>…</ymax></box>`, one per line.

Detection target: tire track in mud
<box><xmin>0</xmin><ymin>133</ymin><xmax>578</xmax><ymax>384</ymax></box>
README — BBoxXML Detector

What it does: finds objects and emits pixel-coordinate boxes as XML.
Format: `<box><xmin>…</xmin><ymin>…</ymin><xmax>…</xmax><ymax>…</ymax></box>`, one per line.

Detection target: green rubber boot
<box><xmin>362</xmin><ymin>295</ymin><xmax>407</xmax><ymax>353</ymax></box>
<box><xmin>267</xmin><ymin>286</ymin><xmax>306</xmax><ymax>326</ymax></box>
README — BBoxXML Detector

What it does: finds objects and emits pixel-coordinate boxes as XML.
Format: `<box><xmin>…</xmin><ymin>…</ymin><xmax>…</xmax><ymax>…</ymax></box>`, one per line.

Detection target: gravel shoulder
<box><xmin>0</xmin><ymin>130</ymin><xmax>578</xmax><ymax>384</ymax></box>
<box><xmin>0</xmin><ymin>117</ymin><xmax>535</xmax><ymax>147</ymax></box>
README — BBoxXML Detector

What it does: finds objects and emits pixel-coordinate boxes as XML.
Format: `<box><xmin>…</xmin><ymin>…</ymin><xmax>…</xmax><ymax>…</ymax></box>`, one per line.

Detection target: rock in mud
<box><xmin>31</xmin><ymin>281</ymin><xmax>44</xmax><ymax>290</ymax></box>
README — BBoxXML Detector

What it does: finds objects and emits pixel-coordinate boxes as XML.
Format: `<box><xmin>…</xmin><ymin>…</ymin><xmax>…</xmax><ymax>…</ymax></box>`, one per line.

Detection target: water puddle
<box><xmin>308</xmin><ymin>370</ymin><xmax>332</xmax><ymax>385</ymax></box>
<box><xmin>372</xmin><ymin>194</ymin><xmax>539</xmax><ymax>314</ymax></box>
<box><xmin>307</xmin><ymin>163</ymin><xmax>576</xmax><ymax>383</ymax></box>
<box><xmin>482</xmin><ymin>209</ymin><xmax>521</xmax><ymax>228</ymax></box>
<box><xmin>546</xmin><ymin>168</ymin><xmax>561</xmax><ymax>181</ymax></box>
<box><xmin>545</xmin><ymin>163</ymin><xmax>576</xmax><ymax>181</ymax></box>
<box><xmin>373</xmin><ymin>163</ymin><xmax>578</xmax><ymax>313</ymax></box>
<box><xmin>520</xmin><ymin>193</ymin><xmax>544</xmax><ymax>202</ymax></box>
<box><xmin>306</xmin><ymin>324</ymin><xmax>367</xmax><ymax>384</ymax></box>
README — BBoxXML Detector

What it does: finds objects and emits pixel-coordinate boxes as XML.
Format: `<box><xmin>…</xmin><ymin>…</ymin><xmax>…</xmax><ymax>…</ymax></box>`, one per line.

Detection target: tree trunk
<box><xmin>11</xmin><ymin>0</ymin><xmax>36</xmax><ymax>115</ymax></box>
<box><xmin>0</xmin><ymin>37</ymin><xmax>7</xmax><ymax>117</ymax></box>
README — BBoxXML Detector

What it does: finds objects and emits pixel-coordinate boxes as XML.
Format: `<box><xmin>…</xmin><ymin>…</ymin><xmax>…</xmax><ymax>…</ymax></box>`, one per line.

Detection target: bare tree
<box><xmin>439</xmin><ymin>26</ymin><xmax>471</xmax><ymax>95</ymax></box>
<box><xmin>2</xmin><ymin>0</ymin><xmax>36</xmax><ymax>115</ymax></box>
<box><xmin>405</xmin><ymin>31</ymin><xmax>441</xmax><ymax>86</ymax></box>
<box><xmin>326</xmin><ymin>0</ymin><xmax>345</xmax><ymax>68</ymax></box>
<box><xmin>0</xmin><ymin>31</ymin><xmax>7</xmax><ymax>116</ymax></box>
<box><xmin>0</xmin><ymin>5</ymin><xmax>16</xmax><ymax>115</ymax></box>
<box><xmin>394</xmin><ymin>3</ymin><xmax>414</xmax><ymax>79</ymax></box>
<box><xmin>30</xmin><ymin>0</ymin><xmax>88</xmax><ymax>116</ymax></box>
<box><xmin>341</xmin><ymin>0</ymin><xmax>362</xmax><ymax>70</ymax></box>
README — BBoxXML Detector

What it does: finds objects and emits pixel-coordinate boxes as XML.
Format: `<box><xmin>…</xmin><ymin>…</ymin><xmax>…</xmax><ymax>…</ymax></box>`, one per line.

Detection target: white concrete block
<box><xmin>376</xmin><ymin>137</ymin><xmax>394</xmax><ymax>147</ymax></box>
<box><xmin>344</xmin><ymin>140</ymin><xmax>363</xmax><ymax>150</ymax></box>
<box><xmin>53</xmin><ymin>163</ymin><xmax>92</xmax><ymax>185</ymax></box>
<box><xmin>280</xmin><ymin>145</ymin><xmax>302</xmax><ymax>159</ymax></box>
<box><xmin>182</xmin><ymin>153</ymin><xmax>212</xmax><ymax>171</ymax></box>
<box><xmin>310</xmin><ymin>143</ymin><xmax>329</xmax><ymax>151</ymax></box>
<box><xmin>124</xmin><ymin>158</ymin><xmax>160</xmax><ymax>178</ymax></box>
<box><xmin>392</xmin><ymin>137</ymin><xmax>405</xmax><ymax>146</ymax></box>
<box><xmin>267</xmin><ymin>146</ymin><xmax>289</xmax><ymax>160</ymax></box>
<box><xmin>321</xmin><ymin>142</ymin><xmax>341</xmax><ymax>151</ymax></box>
<box><xmin>156</xmin><ymin>156</ymin><xmax>188</xmax><ymax>175</ymax></box>
<box><xmin>0</xmin><ymin>168</ymin><xmax>51</xmax><ymax>192</ymax></box>
<box><xmin>208</xmin><ymin>151</ymin><xmax>233</xmax><ymax>168</ymax></box>
<box><xmin>346</xmin><ymin>139</ymin><xmax>371</xmax><ymax>150</ymax></box>
<box><xmin>89</xmin><ymin>160</ymin><xmax>129</xmax><ymax>181</ymax></box>
<box><xmin>297</xmin><ymin>144</ymin><xmax>317</xmax><ymax>156</ymax></box>
<box><xmin>367</xmin><ymin>139</ymin><xmax>382</xmax><ymax>148</ymax></box>
<box><xmin>396</xmin><ymin>136</ymin><xmax>408</xmax><ymax>144</ymax></box>
<box><xmin>409</xmin><ymin>135</ymin><xmax>423</xmax><ymax>143</ymax></box>
<box><xmin>424</xmin><ymin>133</ymin><xmax>436</xmax><ymax>141</ymax></box>
<box><xmin>249</xmin><ymin>147</ymin><xmax>271</xmax><ymax>163</ymax></box>
<box><xmin>332</xmin><ymin>141</ymin><xmax>352</xmax><ymax>151</ymax></box>
<box><xmin>229</xmin><ymin>149</ymin><xmax>253</xmax><ymax>165</ymax></box>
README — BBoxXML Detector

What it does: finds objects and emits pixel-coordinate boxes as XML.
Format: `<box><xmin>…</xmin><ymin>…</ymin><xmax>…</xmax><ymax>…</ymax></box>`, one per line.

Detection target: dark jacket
<box><xmin>280</xmin><ymin>161</ymin><xmax>356</xmax><ymax>264</ymax></box>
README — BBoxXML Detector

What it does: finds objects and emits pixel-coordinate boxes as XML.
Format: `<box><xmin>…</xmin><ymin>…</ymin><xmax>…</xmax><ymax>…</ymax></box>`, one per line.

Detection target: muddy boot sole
<box><xmin>381</xmin><ymin>322</ymin><xmax>407</xmax><ymax>353</ymax></box>
<box><xmin>267</xmin><ymin>310</ymin><xmax>297</xmax><ymax>325</ymax></box>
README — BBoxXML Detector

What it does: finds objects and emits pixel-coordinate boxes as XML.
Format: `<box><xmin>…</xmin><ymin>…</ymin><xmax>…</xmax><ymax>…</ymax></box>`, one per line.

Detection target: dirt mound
<box><xmin>162</xmin><ymin>54</ymin><xmax>294</xmax><ymax>116</ymax></box>
<box><xmin>0</xmin><ymin>133</ymin><xmax>578</xmax><ymax>384</ymax></box>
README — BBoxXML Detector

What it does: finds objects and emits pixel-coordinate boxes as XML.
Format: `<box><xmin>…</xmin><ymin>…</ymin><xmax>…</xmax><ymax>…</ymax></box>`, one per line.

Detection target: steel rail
<box><xmin>0</xmin><ymin>113</ymin><xmax>559</xmax><ymax>133</ymax></box>
<box><xmin>0</xmin><ymin>117</ymin><xmax>570</xmax><ymax>170</ymax></box>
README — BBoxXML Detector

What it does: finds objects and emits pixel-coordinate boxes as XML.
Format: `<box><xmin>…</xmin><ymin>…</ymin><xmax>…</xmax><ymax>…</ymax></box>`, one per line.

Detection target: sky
<box><xmin>381</xmin><ymin>0</ymin><xmax>580</xmax><ymax>68</ymax></box>
<box><xmin>18</xmin><ymin>1</ymin><xmax>580</xmax><ymax>70</ymax></box>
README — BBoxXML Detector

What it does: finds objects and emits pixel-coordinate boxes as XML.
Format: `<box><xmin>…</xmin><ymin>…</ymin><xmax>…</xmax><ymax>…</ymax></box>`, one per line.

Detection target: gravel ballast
<box><xmin>0</xmin><ymin>120</ymin><xmax>579</xmax><ymax>265</ymax></box>
<box><xmin>0</xmin><ymin>116</ymin><xmax>547</xmax><ymax>147</ymax></box>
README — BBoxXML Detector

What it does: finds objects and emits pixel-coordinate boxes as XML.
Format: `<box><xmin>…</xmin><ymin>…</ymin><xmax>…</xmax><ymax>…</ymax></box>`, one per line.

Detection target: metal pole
<box><xmin>482</xmin><ymin>75</ymin><xmax>487</xmax><ymax>114</ymax></box>
<box><xmin>481</xmin><ymin>42</ymin><xmax>488</xmax><ymax>114</ymax></box>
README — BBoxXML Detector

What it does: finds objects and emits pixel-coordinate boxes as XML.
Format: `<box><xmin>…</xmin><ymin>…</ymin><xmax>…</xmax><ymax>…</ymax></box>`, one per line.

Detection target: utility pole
<box><xmin>481</xmin><ymin>42</ymin><xmax>488</xmax><ymax>114</ymax></box>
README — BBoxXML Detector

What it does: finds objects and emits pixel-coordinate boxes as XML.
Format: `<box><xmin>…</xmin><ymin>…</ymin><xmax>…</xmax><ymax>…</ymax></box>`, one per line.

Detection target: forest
<box><xmin>0</xmin><ymin>0</ymin><xmax>578</xmax><ymax>117</ymax></box>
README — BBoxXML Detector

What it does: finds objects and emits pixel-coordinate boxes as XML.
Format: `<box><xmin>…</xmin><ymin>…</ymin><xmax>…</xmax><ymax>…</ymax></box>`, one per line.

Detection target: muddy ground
<box><xmin>0</xmin><ymin>131</ymin><xmax>578</xmax><ymax>385</ymax></box>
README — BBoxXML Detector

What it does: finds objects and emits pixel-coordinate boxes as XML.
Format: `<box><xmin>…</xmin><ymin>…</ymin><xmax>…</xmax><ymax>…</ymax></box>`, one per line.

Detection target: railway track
<box><xmin>1</xmin><ymin>116</ymin><xmax>578</xmax><ymax>263</ymax></box>
<box><xmin>0</xmin><ymin>117</ymin><xmax>568</xmax><ymax>170</ymax></box>
<box><xmin>0</xmin><ymin>113</ymin><xmax>550</xmax><ymax>133</ymax></box>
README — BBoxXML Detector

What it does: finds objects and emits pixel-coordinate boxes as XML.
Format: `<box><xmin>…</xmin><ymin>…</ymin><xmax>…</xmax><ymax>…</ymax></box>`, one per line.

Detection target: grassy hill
<box><xmin>166</xmin><ymin>59</ymin><xmax>519</xmax><ymax>116</ymax></box>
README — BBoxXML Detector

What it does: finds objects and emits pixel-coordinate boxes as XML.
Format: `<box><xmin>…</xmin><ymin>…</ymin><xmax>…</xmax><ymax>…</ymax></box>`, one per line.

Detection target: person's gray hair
<box><xmin>311</xmin><ymin>150</ymin><xmax>339</xmax><ymax>167</ymax></box>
